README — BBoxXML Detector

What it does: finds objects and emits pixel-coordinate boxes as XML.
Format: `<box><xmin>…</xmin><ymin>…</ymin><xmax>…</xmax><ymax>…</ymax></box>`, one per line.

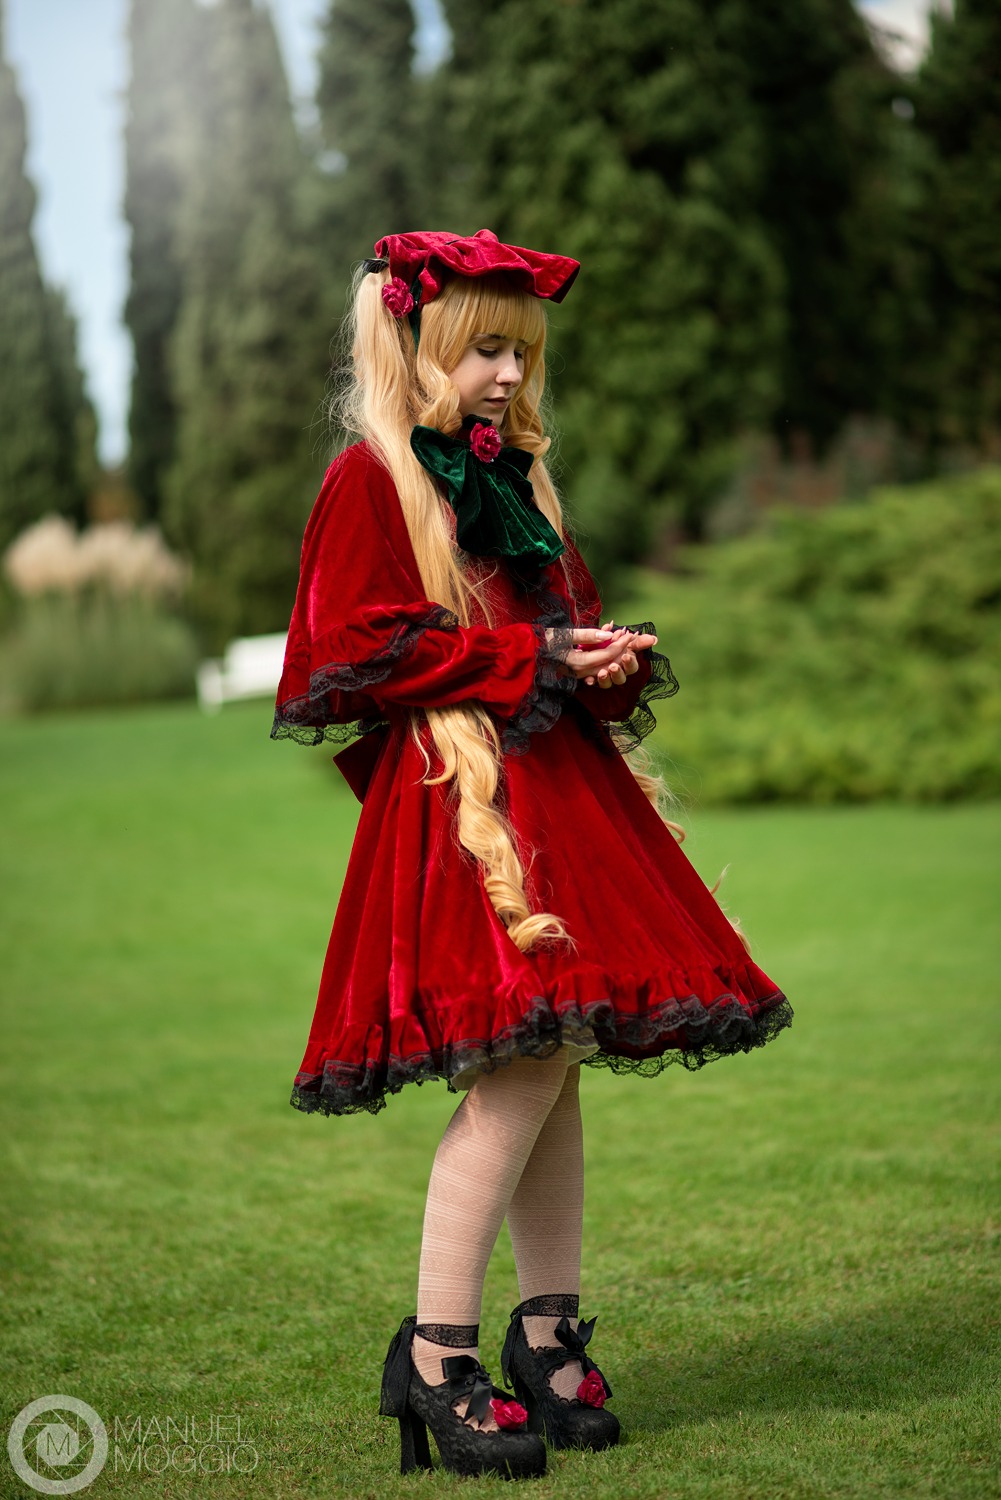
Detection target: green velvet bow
<box><xmin>410</xmin><ymin>419</ymin><xmax>565</xmax><ymax>569</ymax></box>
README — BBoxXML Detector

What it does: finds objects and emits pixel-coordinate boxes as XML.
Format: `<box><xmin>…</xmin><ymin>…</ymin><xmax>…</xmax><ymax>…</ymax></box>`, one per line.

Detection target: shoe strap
<box><xmin>510</xmin><ymin>1293</ymin><xmax>579</xmax><ymax>1320</ymax></box>
<box><xmin>414</xmin><ymin>1321</ymin><xmax>479</xmax><ymax>1347</ymax></box>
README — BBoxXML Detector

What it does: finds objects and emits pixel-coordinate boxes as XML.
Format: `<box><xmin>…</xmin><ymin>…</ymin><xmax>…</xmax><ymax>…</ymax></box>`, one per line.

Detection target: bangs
<box><xmin>433</xmin><ymin>275</ymin><xmax>548</xmax><ymax>358</ymax></box>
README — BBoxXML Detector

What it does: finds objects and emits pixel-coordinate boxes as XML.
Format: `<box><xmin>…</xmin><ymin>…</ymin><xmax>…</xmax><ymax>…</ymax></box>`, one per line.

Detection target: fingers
<box><xmin>587</xmin><ymin>646</ymin><xmax>646</xmax><ymax>687</ymax></box>
<box><xmin>570</xmin><ymin>634</ymin><xmax>636</xmax><ymax>678</ymax></box>
<box><xmin>572</xmin><ymin>627</ymin><xmax>617</xmax><ymax>648</ymax></box>
<box><xmin>569</xmin><ymin>626</ymin><xmax>660</xmax><ymax>682</ymax></box>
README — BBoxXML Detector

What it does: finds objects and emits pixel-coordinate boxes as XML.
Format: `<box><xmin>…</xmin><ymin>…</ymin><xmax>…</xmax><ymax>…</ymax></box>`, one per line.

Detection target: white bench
<box><xmin>197</xmin><ymin>632</ymin><xmax>288</xmax><ymax>713</ymax></box>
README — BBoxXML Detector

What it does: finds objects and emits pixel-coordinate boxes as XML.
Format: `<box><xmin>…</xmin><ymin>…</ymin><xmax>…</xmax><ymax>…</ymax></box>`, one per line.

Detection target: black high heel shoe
<box><xmin>380</xmin><ymin>1316</ymin><xmax>547</xmax><ymax>1479</ymax></box>
<box><xmin>501</xmin><ymin>1294</ymin><xmax>621</xmax><ymax>1451</ymax></box>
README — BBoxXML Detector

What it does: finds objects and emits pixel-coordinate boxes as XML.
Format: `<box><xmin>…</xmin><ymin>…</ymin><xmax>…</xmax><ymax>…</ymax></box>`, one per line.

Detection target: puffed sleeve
<box><xmin>271</xmin><ymin>443</ymin><xmax>575</xmax><ymax>746</ymax></box>
<box><xmin>559</xmin><ymin>534</ymin><xmax>679</xmax><ymax>747</ymax></box>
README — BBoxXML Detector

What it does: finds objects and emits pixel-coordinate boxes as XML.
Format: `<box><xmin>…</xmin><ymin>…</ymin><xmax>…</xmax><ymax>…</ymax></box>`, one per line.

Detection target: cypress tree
<box><xmin>0</xmin><ymin>3</ymin><xmax>90</xmax><ymax>548</ymax></box>
<box><xmin>911</xmin><ymin>0</ymin><xmax>1001</xmax><ymax>453</ymax></box>
<box><xmin>45</xmin><ymin>286</ymin><xmax>100</xmax><ymax>524</ymax></box>
<box><xmin>432</xmin><ymin>0</ymin><xmax>785</xmax><ymax>553</ymax></box>
<box><xmin>123</xmin><ymin>0</ymin><xmax>203</xmax><ymax>520</ymax></box>
<box><xmin>315</xmin><ymin>0</ymin><xmax>418</xmax><ymax>286</ymax></box>
<box><xmin>164</xmin><ymin>0</ymin><xmax>329</xmax><ymax>649</ymax></box>
<box><xmin>720</xmin><ymin>0</ymin><xmax>907</xmax><ymax>454</ymax></box>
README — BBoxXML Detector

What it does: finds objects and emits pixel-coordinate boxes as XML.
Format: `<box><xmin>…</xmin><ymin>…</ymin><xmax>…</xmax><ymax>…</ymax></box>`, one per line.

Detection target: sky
<box><xmin>6</xmin><ymin>0</ymin><xmax>939</xmax><ymax>467</ymax></box>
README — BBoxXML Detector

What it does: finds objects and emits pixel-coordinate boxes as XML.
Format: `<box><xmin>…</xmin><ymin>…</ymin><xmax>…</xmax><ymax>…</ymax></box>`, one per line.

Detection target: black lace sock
<box><xmin>412</xmin><ymin>1323</ymin><xmax>500</xmax><ymax>1432</ymax></box>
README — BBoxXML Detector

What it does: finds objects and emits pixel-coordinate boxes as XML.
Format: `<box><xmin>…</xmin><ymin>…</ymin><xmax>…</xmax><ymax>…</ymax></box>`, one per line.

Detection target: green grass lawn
<box><xmin>1</xmin><ymin>701</ymin><xmax>998</xmax><ymax>1499</ymax></box>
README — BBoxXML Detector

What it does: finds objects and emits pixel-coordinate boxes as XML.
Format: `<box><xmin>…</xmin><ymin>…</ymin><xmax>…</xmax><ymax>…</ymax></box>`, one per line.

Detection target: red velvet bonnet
<box><xmin>373</xmin><ymin>228</ymin><xmax>580</xmax><ymax>309</ymax></box>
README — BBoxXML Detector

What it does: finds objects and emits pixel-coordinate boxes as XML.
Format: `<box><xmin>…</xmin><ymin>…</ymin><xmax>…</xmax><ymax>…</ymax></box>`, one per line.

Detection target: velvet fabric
<box><xmin>410</xmin><ymin>417</ymin><xmax>565</xmax><ymax>569</ymax></box>
<box><xmin>373</xmin><ymin>228</ymin><xmax>580</xmax><ymax>308</ymax></box>
<box><xmin>273</xmin><ymin>443</ymin><xmax>791</xmax><ymax>1115</ymax></box>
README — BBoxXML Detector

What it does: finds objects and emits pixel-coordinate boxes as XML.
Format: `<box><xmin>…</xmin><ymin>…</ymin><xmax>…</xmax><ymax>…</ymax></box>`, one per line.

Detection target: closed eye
<box><xmin>476</xmin><ymin>345</ymin><xmax>528</xmax><ymax>360</ymax></box>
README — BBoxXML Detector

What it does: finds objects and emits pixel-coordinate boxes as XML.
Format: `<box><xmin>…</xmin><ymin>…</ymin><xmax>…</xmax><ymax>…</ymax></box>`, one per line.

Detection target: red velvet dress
<box><xmin>273</xmin><ymin>442</ymin><xmax>791</xmax><ymax>1115</ymax></box>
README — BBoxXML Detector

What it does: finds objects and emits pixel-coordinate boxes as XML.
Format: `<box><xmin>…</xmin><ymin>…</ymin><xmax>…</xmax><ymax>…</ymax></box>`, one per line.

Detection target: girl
<box><xmin>273</xmin><ymin>229</ymin><xmax>791</xmax><ymax>1480</ymax></box>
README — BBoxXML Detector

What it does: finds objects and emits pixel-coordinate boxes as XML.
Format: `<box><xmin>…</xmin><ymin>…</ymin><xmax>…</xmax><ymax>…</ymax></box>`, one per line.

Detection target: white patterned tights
<box><xmin>412</xmin><ymin>1048</ymin><xmax>586</xmax><ymax>1415</ymax></box>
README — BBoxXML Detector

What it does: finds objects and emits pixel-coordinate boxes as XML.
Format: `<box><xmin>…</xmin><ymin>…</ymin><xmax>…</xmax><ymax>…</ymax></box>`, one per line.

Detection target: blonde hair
<box><xmin>333</xmin><ymin>264</ymin><xmax>683</xmax><ymax>953</ymax></box>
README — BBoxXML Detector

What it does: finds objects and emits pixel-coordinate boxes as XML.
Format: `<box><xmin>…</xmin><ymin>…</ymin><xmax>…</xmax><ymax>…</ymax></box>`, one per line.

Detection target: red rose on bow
<box><xmin>576</xmin><ymin>1370</ymin><xmax>607</xmax><ymax>1408</ymax></box>
<box><xmin>469</xmin><ymin>422</ymin><xmax>503</xmax><ymax>463</ymax></box>
<box><xmin>382</xmin><ymin>277</ymin><xmax>414</xmax><ymax>318</ymax></box>
<box><xmin>490</xmin><ymin>1397</ymin><xmax>528</xmax><ymax>1430</ymax></box>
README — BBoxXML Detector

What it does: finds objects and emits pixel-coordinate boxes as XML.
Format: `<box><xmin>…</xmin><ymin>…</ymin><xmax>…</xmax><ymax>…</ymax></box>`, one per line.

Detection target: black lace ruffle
<box><xmin>270</xmin><ymin>604</ymin><xmax>458</xmax><ymax>746</ymax></box>
<box><xmin>607</xmin><ymin>628</ymin><xmax>679</xmax><ymax>755</ymax></box>
<box><xmin>500</xmin><ymin>621</ymin><xmax>577</xmax><ymax>755</ymax></box>
<box><xmin>290</xmin><ymin>991</ymin><xmax>793</xmax><ymax>1117</ymax></box>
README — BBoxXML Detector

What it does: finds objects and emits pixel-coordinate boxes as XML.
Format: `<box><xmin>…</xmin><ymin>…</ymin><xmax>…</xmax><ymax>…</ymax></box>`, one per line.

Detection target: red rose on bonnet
<box><xmin>382</xmin><ymin>277</ymin><xmax>414</xmax><ymax>318</ymax></box>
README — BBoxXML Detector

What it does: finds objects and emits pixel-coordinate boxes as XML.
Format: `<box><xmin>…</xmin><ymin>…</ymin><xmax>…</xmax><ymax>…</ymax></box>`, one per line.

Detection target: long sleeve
<box><xmin>272</xmin><ymin>444</ymin><xmax>574</xmax><ymax>745</ymax></box>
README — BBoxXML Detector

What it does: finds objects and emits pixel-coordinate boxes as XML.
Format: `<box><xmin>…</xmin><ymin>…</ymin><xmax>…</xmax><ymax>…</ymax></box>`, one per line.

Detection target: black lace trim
<box><xmin>500</xmin><ymin>621</ymin><xmax>577</xmax><ymax>755</ymax></box>
<box><xmin>607</xmin><ymin>626</ymin><xmax>679</xmax><ymax>754</ymax></box>
<box><xmin>270</xmin><ymin>604</ymin><xmax>459</xmax><ymax>747</ymax></box>
<box><xmin>547</xmin><ymin>616</ymin><xmax>680</xmax><ymax>759</ymax></box>
<box><xmin>270</xmin><ymin>712</ymin><xmax>389</xmax><ymax>748</ymax></box>
<box><xmin>415</xmin><ymin>1324</ymin><xmax>480</xmax><ymax>1348</ymax></box>
<box><xmin>488</xmin><ymin>571</ymin><xmax>575</xmax><ymax>754</ymax></box>
<box><xmin>290</xmin><ymin>992</ymin><xmax>793</xmax><ymax>1117</ymax></box>
<box><xmin>514</xmin><ymin>1295</ymin><xmax>580</xmax><ymax>1320</ymax></box>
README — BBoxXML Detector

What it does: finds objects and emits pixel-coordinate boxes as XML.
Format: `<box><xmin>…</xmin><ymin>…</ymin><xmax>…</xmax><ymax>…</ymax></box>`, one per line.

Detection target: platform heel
<box><xmin>397</xmin><ymin>1404</ymin><xmax>432</xmax><ymax>1474</ymax></box>
<box><xmin>380</xmin><ymin>1315</ymin><xmax>547</xmax><ymax>1479</ymax></box>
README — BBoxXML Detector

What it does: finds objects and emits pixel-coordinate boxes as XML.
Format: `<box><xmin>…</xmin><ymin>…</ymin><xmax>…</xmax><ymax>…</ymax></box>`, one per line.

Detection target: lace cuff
<box><xmin>571</xmin><ymin>620</ymin><xmax>679</xmax><ymax>755</ymax></box>
<box><xmin>271</xmin><ymin>604</ymin><xmax>460</xmax><ymax>746</ymax></box>
<box><xmin>499</xmin><ymin>620</ymin><xmax>577</xmax><ymax>755</ymax></box>
<box><xmin>606</xmin><ymin>625</ymin><xmax>679</xmax><ymax>753</ymax></box>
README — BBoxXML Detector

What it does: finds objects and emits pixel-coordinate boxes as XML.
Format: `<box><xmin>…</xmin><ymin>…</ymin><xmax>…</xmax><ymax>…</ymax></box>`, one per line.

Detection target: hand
<box><xmin>545</xmin><ymin>624</ymin><xmax>658</xmax><ymax>686</ymax></box>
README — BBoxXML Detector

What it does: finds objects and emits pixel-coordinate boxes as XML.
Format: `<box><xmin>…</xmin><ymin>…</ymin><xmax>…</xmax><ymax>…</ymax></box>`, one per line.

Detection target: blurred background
<box><xmin>1</xmin><ymin>0</ymin><xmax>998</xmax><ymax>803</ymax></box>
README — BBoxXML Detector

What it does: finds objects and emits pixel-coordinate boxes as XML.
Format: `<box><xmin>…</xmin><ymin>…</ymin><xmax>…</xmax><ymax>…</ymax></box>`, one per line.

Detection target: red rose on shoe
<box><xmin>469</xmin><ymin>422</ymin><xmax>503</xmax><ymax>463</ymax></box>
<box><xmin>490</xmin><ymin>1397</ymin><xmax>528</xmax><ymax>1430</ymax></box>
<box><xmin>577</xmin><ymin>1370</ymin><xmax>607</xmax><ymax>1407</ymax></box>
<box><xmin>382</xmin><ymin>277</ymin><xmax>414</xmax><ymax>318</ymax></box>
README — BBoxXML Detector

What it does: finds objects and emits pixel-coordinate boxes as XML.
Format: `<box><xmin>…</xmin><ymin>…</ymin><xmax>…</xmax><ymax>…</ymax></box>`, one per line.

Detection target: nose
<box><xmin>496</xmin><ymin>351</ymin><xmax>523</xmax><ymax>389</ymax></box>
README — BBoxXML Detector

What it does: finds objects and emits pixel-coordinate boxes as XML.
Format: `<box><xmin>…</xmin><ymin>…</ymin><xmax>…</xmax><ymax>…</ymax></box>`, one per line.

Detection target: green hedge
<box><xmin>615</xmin><ymin>468</ymin><xmax>1001</xmax><ymax>802</ymax></box>
<box><xmin>0</xmin><ymin>594</ymin><xmax>198</xmax><ymax>714</ymax></box>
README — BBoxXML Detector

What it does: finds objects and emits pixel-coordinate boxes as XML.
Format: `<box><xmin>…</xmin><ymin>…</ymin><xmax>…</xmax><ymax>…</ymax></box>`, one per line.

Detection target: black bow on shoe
<box><xmin>554</xmin><ymin>1315</ymin><xmax>613</xmax><ymax>1399</ymax></box>
<box><xmin>442</xmin><ymin>1354</ymin><xmax>495</xmax><ymax>1425</ymax></box>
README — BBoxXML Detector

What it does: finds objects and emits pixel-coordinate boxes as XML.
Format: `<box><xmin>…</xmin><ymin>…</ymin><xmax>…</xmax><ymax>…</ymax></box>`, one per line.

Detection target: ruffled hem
<box><xmin>289</xmin><ymin>990</ymin><xmax>793</xmax><ymax>1117</ymax></box>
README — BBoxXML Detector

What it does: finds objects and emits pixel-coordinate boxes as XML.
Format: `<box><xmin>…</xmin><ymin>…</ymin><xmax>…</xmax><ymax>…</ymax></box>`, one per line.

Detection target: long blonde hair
<box><xmin>333</xmin><ymin>265</ymin><xmax>681</xmax><ymax>953</ymax></box>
